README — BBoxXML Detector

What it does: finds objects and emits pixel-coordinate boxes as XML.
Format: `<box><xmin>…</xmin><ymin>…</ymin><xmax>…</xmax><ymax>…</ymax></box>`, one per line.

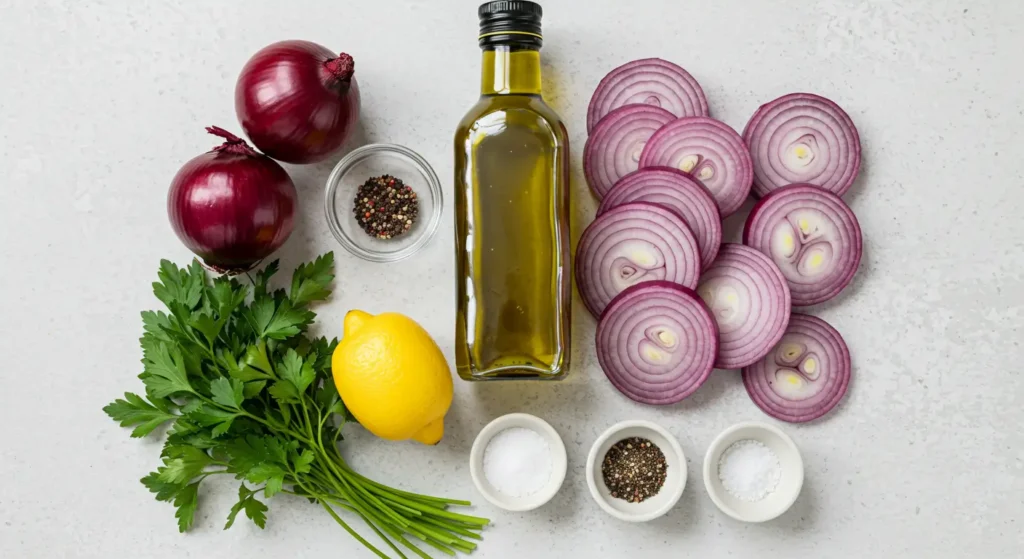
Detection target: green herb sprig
<box><xmin>104</xmin><ymin>254</ymin><xmax>488</xmax><ymax>558</ymax></box>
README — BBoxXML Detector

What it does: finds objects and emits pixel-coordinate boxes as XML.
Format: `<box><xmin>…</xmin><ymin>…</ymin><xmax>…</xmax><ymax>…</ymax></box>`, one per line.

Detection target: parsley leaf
<box><xmin>141</xmin><ymin>471</ymin><xmax>185</xmax><ymax>502</ymax></box>
<box><xmin>224</xmin><ymin>484</ymin><xmax>268</xmax><ymax>530</ymax></box>
<box><xmin>158</xmin><ymin>446</ymin><xmax>214</xmax><ymax>484</ymax></box>
<box><xmin>313</xmin><ymin>379</ymin><xmax>349</xmax><ymax>421</ymax></box>
<box><xmin>247</xmin><ymin>463</ymin><xmax>287</xmax><ymax>498</ymax></box>
<box><xmin>191</xmin><ymin>312</ymin><xmax>223</xmax><ymax>346</ymax></box>
<box><xmin>290</xmin><ymin>252</ymin><xmax>335</xmax><ymax>305</ymax></box>
<box><xmin>141</xmin><ymin>311</ymin><xmax>174</xmax><ymax>342</ymax></box>
<box><xmin>261</xmin><ymin>299</ymin><xmax>314</xmax><ymax>340</ymax></box>
<box><xmin>210</xmin><ymin>377</ymin><xmax>245</xmax><ymax>410</ymax></box>
<box><xmin>208</xmin><ymin>277</ymin><xmax>247</xmax><ymax>316</ymax></box>
<box><xmin>224</xmin><ymin>437</ymin><xmax>266</xmax><ymax>474</ymax></box>
<box><xmin>292</xmin><ymin>449</ymin><xmax>315</xmax><ymax>475</ymax></box>
<box><xmin>103</xmin><ymin>392</ymin><xmax>178</xmax><ymax>438</ymax></box>
<box><xmin>141</xmin><ymin>342</ymin><xmax>194</xmax><ymax>398</ymax></box>
<box><xmin>268</xmin><ymin>381</ymin><xmax>300</xmax><ymax>404</ymax></box>
<box><xmin>278</xmin><ymin>349</ymin><xmax>315</xmax><ymax>395</ymax></box>
<box><xmin>246</xmin><ymin>297</ymin><xmax>277</xmax><ymax>339</ymax></box>
<box><xmin>242</xmin><ymin>341</ymin><xmax>275</xmax><ymax>378</ymax></box>
<box><xmin>173</xmin><ymin>481</ymin><xmax>200</xmax><ymax>532</ymax></box>
<box><xmin>253</xmin><ymin>260</ymin><xmax>279</xmax><ymax>300</ymax></box>
<box><xmin>153</xmin><ymin>259</ymin><xmax>204</xmax><ymax>309</ymax></box>
<box><xmin>243</xmin><ymin>380</ymin><xmax>267</xmax><ymax>399</ymax></box>
<box><xmin>186</xmin><ymin>404</ymin><xmax>237</xmax><ymax>438</ymax></box>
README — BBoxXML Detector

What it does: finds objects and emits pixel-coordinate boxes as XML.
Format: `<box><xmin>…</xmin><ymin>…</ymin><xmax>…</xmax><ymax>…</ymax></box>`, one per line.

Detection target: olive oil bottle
<box><xmin>454</xmin><ymin>1</ymin><xmax>571</xmax><ymax>380</ymax></box>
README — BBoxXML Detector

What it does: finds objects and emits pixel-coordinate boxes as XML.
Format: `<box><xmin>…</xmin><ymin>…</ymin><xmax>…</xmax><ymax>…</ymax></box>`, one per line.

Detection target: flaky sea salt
<box><xmin>482</xmin><ymin>427</ymin><xmax>552</xmax><ymax>498</ymax></box>
<box><xmin>717</xmin><ymin>439</ymin><xmax>782</xmax><ymax>502</ymax></box>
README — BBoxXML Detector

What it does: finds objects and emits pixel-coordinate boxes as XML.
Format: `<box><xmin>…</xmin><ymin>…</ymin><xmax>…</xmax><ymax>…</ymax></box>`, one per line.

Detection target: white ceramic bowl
<box><xmin>703</xmin><ymin>421</ymin><xmax>804</xmax><ymax>523</ymax></box>
<box><xmin>585</xmin><ymin>420</ymin><xmax>687</xmax><ymax>522</ymax></box>
<box><xmin>469</xmin><ymin>413</ymin><xmax>567</xmax><ymax>512</ymax></box>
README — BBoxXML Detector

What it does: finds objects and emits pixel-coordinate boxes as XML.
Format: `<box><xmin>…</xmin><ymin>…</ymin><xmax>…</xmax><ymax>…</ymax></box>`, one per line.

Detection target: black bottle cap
<box><xmin>478</xmin><ymin>1</ymin><xmax>543</xmax><ymax>48</ymax></box>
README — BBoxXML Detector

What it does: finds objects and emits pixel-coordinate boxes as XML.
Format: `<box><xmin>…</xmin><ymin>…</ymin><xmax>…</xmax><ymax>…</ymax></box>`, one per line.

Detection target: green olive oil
<box><xmin>454</xmin><ymin>1</ymin><xmax>571</xmax><ymax>380</ymax></box>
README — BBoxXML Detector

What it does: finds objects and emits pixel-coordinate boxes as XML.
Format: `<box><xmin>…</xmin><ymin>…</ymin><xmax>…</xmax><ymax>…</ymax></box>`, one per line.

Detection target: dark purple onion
<box><xmin>584</xmin><ymin>104</ymin><xmax>676</xmax><ymax>199</ymax></box>
<box><xmin>598</xmin><ymin>167</ymin><xmax>722</xmax><ymax>269</ymax></box>
<box><xmin>587</xmin><ymin>58</ymin><xmax>709</xmax><ymax>133</ymax></box>
<box><xmin>597</xmin><ymin>281</ymin><xmax>718</xmax><ymax>405</ymax></box>
<box><xmin>742</xmin><ymin>313</ymin><xmax>851</xmax><ymax>423</ymax></box>
<box><xmin>742</xmin><ymin>92</ymin><xmax>861</xmax><ymax>197</ymax></box>
<box><xmin>697</xmin><ymin>243</ymin><xmax>791</xmax><ymax>369</ymax></box>
<box><xmin>235</xmin><ymin>40</ymin><xmax>360</xmax><ymax>164</ymax></box>
<box><xmin>167</xmin><ymin>127</ymin><xmax>296</xmax><ymax>274</ymax></box>
<box><xmin>743</xmin><ymin>184</ymin><xmax>862</xmax><ymax>306</ymax></box>
<box><xmin>575</xmin><ymin>202</ymin><xmax>702</xmax><ymax>318</ymax></box>
<box><xmin>639</xmin><ymin>117</ymin><xmax>753</xmax><ymax>217</ymax></box>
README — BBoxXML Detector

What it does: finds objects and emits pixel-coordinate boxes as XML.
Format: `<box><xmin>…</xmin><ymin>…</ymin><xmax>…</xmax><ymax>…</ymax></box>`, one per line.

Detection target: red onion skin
<box><xmin>168</xmin><ymin>127</ymin><xmax>296</xmax><ymax>274</ymax></box>
<box><xmin>235</xmin><ymin>40</ymin><xmax>360</xmax><ymax>164</ymax></box>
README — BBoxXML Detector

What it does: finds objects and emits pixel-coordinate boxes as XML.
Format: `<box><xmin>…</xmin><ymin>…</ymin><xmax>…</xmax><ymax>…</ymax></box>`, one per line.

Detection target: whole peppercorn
<box><xmin>352</xmin><ymin>175</ymin><xmax>420</xmax><ymax>239</ymax></box>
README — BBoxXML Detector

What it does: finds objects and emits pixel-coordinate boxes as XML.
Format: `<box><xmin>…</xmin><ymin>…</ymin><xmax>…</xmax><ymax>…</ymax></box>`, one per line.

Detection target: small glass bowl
<box><xmin>324</xmin><ymin>144</ymin><xmax>443</xmax><ymax>262</ymax></box>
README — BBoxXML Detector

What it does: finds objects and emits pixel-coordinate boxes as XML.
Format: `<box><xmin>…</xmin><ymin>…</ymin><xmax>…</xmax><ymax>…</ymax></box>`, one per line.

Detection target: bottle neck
<box><xmin>480</xmin><ymin>46</ymin><xmax>542</xmax><ymax>96</ymax></box>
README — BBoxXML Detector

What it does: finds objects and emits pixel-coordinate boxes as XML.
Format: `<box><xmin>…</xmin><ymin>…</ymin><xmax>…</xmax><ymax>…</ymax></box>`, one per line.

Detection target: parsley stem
<box><xmin>308</xmin><ymin>463</ymin><xmax>394</xmax><ymax>532</ymax></box>
<box><xmin>311</xmin><ymin>450</ymin><xmax>480</xmax><ymax>557</ymax></box>
<box><xmin>360</xmin><ymin>517</ymin><xmax>410</xmax><ymax>559</ymax></box>
<box><xmin>317</xmin><ymin>492</ymin><xmax>409</xmax><ymax>559</ymax></box>
<box><xmin>332</xmin><ymin>457</ymin><xmax>472</xmax><ymax>507</ymax></box>
<box><xmin>319</xmin><ymin>500</ymin><xmax>392</xmax><ymax>559</ymax></box>
<box><xmin>414</xmin><ymin>515</ymin><xmax>483</xmax><ymax>540</ymax></box>
<box><xmin>332</xmin><ymin>467</ymin><xmax>411</xmax><ymax>530</ymax></box>
<box><xmin>289</xmin><ymin>475</ymin><xmax>392</xmax><ymax>559</ymax></box>
<box><xmin>316</xmin><ymin>494</ymin><xmax>427</xmax><ymax>559</ymax></box>
<box><xmin>375</xmin><ymin>497</ymin><xmax>424</xmax><ymax>517</ymax></box>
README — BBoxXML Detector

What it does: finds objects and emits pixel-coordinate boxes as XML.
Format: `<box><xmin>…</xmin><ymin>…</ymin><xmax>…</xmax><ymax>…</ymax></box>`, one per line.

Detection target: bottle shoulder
<box><xmin>455</xmin><ymin>96</ymin><xmax>568</xmax><ymax>140</ymax></box>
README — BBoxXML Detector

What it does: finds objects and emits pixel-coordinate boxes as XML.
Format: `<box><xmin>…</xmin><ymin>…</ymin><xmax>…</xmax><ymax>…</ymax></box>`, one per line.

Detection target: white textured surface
<box><xmin>1</xmin><ymin>0</ymin><xmax>1022</xmax><ymax>557</ymax></box>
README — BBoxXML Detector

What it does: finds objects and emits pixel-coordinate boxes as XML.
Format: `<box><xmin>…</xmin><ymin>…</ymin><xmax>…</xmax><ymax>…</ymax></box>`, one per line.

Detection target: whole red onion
<box><xmin>167</xmin><ymin>127</ymin><xmax>296</xmax><ymax>274</ymax></box>
<box><xmin>235</xmin><ymin>40</ymin><xmax>360</xmax><ymax>164</ymax></box>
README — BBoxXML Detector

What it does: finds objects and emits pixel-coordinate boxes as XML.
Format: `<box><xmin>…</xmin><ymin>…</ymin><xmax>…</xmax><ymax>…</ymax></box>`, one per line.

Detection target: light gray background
<box><xmin>1</xmin><ymin>0</ymin><xmax>1021</xmax><ymax>557</ymax></box>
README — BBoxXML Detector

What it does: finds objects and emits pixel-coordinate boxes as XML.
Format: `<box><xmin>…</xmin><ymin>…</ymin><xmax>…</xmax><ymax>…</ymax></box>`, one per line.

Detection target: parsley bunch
<box><xmin>104</xmin><ymin>254</ymin><xmax>488</xmax><ymax>558</ymax></box>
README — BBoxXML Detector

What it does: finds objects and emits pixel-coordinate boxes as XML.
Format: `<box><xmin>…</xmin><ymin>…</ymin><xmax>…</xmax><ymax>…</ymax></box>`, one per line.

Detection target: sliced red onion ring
<box><xmin>743</xmin><ymin>184</ymin><xmax>862</xmax><ymax>306</ymax></box>
<box><xmin>638</xmin><ymin>117</ymin><xmax>753</xmax><ymax>217</ymax></box>
<box><xmin>587</xmin><ymin>58</ymin><xmax>709</xmax><ymax>134</ymax></box>
<box><xmin>575</xmin><ymin>202</ymin><xmax>701</xmax><ymax>318</ymax></box>
<box><xmin>742</xmin><ymin>92</ymin><xmax>862</xmax><ymax>198</ymax></box>
<box><xmin>742</xmin><ymin>313</ymin><xmax>850</xmax><ymax>423</ymax></box>
<box><xmin>598</xmin><ymin>167</ymin><xmax>722</xmax><ymax>269</ymax></box>
<box><xmin>597</xmin><ymin>281</ymin><xmax>718</xmax><ymax>405</ymax></box>
<box><xmin>584</xmin><ymin>104</ymin><xmax>676</xmax><ymax>199</ymax></box>
<box><xmin>697</xmin><ymin>243</ymin><xmax>790</xmax><ymax>369</ymax></box>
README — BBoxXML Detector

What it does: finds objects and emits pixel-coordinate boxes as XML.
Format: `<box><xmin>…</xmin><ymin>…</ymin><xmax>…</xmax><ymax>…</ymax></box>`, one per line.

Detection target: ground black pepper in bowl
<box><xmin>353</xmin><ymin>175</ymin><xmax>419</xmax><ymax>239</ymax></box>
<box><xmin>601</xmin><ymin>437</ymin><xmax>667</xmax><ymax>503</ymax></box>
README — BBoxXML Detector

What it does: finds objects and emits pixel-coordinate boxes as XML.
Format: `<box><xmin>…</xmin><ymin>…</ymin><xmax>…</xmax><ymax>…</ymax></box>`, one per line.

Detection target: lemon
<box><xmin>331</xmin><ymin>310</ymin><xmax>453</xmax><ymax>445</ymax></box>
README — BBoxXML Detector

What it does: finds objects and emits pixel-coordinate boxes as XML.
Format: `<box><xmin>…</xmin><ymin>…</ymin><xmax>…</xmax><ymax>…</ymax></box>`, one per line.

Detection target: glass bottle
<box><xmin>454</xmin><ymin>1</ymin><xmax>571</xmax><ymax>381</ymax></box>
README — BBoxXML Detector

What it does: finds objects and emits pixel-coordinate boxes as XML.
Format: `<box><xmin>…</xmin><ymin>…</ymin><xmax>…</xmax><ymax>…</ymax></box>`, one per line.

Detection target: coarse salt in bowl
<box><xmin>469</xmin><ymin>413</ymin><xmax>567</xmax><ymax>512</ymax></box>
<box><xmin>703</xmin><ymin>421</ymin><xmax>804</xmax><ymax>523</ymax></box>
